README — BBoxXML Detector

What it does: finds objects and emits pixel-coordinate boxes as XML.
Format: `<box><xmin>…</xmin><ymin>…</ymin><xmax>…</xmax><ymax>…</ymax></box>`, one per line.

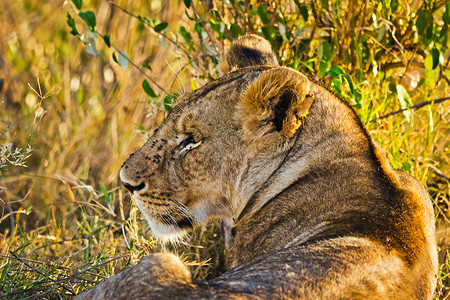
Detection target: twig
<box><xmin>430</xmin><ymin>166</ymin><xmax>450</xmax><ymax>182</ymax></box>
<box><xmin>107</xmin><ymin>1</ymin><xmax>192</xmax><ymax>59</ymax></box>
<box><xmin>48</xmin><ymin>200</ymin><xmax>112</xmax><ymax>211</ymax></box>
<box><xmin>377</xmin><ymin>97</ymin><xmax>450</xmax><ymax>120</ymax></box>
<box><xmin>67</xmin><ymin>1</ymin><xmax>169</xmax><ymax>94</ymax></box>
<box><xmin>114</xmin><ymin>48</ymin><xmax>168</xmax><ymax>94</ymax></box>
<box><xmin>0</xmin><ymin>124</ymin><xmax>14</xmax><ymax>137</ymax></box>
<box><xmin>0</xmin><ymin>209</ymin><xmax>30</xmax><ymax>224</ymax></box>
<box><xmin>89</xmin><ymin>28</ymin><xmax>168</xmax><ymax>94</ymax></box>
<box><xmin>380</xmin><ymin>61</ymin><xmax>450</xmax><ymax>72</ymax></box>
<box><xmin>442</xmin><ymin>73</ymin><xmax>450</xmax><ymax>86</ymax></box>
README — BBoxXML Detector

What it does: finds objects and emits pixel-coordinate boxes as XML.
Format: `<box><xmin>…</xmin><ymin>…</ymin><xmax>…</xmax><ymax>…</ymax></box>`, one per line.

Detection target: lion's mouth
<box><xmin>160</xmin><ymin>215</ymin><xmax>194</xmax><ymax>229</ymax></box>
<box><xmin>132</xmin><ymin>195</ymin><xmax>195</xmax><ymax>231</ymax></box>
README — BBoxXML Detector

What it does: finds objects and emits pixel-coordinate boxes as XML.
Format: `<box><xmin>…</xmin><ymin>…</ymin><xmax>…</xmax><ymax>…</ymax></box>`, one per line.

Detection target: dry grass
<box><xmin>0</xmin><ymin>0</ymin><xmax>449</xmax><ymax>298</ymax></box>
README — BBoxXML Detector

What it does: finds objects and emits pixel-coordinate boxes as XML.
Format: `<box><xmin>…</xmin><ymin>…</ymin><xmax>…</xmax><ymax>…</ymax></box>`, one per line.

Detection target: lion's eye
<box><xmin>180</xmin><ymin>135</ymin><xmax>196</xmax><ymax>148</ymax></box>
<box><xmin>179</xmin><ymin>135</ymin><xmax>202</xmax><ymax>153</ymax></box>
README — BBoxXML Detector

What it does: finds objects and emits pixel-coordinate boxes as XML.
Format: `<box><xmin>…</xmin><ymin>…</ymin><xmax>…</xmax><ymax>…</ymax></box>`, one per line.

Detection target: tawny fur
<box><xmin>220</xmin><ymin>35</ymin><xmax>279</xmax><ymax>74</ymax></box>
<box><xmin>77</xmin><ymin>36</ymin><xmax>438</xmax><ymax>299</ymax></box>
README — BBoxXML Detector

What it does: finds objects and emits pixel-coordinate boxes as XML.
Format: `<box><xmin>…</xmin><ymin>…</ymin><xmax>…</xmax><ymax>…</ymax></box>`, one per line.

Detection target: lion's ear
<box><xmin>239</xmin><ymin>68</ymin><xmax>314</xmax><ymax>143</ymax></box>
<box><xmin>220</xmin><ymin>35</ymin><xmax>279</xmax><ymax>74</ymax></box>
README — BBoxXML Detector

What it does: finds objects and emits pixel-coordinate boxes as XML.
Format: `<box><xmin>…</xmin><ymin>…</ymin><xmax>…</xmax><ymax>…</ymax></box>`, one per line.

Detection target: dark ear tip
<box><xmin>220</xmin><ymin>35</ymin><xmax>278</xmax><ymax>74</ymax></box>
<box><xmin>234</xmin><ymin>35</ymin><xmax>271</xmax><ymax>49</ymax></box>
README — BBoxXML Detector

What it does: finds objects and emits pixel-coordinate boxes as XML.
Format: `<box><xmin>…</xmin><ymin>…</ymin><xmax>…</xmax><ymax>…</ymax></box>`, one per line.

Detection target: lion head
<box><xmin>120</xmin><ymin>35</ymin><xmax>314</xmax><ymax>242</ymax></box>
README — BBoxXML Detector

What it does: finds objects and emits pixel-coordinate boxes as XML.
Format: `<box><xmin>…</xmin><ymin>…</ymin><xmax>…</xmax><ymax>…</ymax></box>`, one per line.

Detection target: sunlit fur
<box><xmin>78</xmin><ymin>36</ymin><xmax>438</xmax><ymax>300</ymax></box>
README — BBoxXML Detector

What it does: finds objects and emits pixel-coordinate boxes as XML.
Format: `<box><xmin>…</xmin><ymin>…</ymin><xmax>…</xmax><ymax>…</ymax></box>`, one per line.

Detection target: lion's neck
<box><xmin>229</xmin><ymin>85</ymin><xmax>381</xmax><ymax>267</ymax></box>
<box><xmin>235</xmin><ymin>85</ymin><xmax>360</xmax><ymax>221</ymax></box>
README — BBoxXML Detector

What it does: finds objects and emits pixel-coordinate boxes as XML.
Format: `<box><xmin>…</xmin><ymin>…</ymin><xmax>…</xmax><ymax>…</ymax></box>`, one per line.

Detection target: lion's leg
<box><xmin>75</xmin><ymin>253</ymin><xmax>196</xmax><ymax>299</ymax></box>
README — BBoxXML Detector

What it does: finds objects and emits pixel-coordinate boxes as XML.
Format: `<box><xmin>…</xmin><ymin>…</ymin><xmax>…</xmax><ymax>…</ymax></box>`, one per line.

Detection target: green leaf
<box><xmin>103</xmin><ymin>35</ymin><xmax>111</xmax><ymax>47</ymax></box>
<box><xmin>113</xmin><ymin>51</ymin><xmax>129</xmax><ymax>68</ymax></box>
<box><xmin>210</xmin><ymin>55</ymin><xmax>219</xmax><ymax>65</ymax></box>
<box><xmin>118</xmin><ymin>51</ymin><xmax>129</xmax><ymax>68</ymax></box>
<box><xmin>425</xmin><ymin>24</ymin><xmax>434</xmax><ymax>42</ymax></box>
<box><xmin>100</xmin><ymin>184</ymin><xmax>111</xmax><ymax>204</ymax></box>
<box><xmin>143</xmin><ymin>63</ymin><xmax>152</xmax><ymax>71</ymax></box>
<box><xmin>396</xmin><ymin>84</ymin><xmax>412</xmax><ymax>122</ymax></box>
<box><xmin>431</xmin><ymin>48</ymin><xmax>439</xmax><ymax>69</ymax></box>
<box><xmin>66</xmin><ymin>12</ymin><xmax>80</xmax><ymax>36</ymax></box>
<box><xmin>258</xmin><ymin>4</ymin><xmax>270</xmax><ymax>24</ymax></box>
<box><xmin>72</xmin><ymin>0</ymin><xmax>82</xmax><ymax>10</ymax></box>
<box><xmin>318</xmin><ymin>40</ymin><xmax>332</xmax><ymax>61</ymax></box>
<box><xmin>142</xmin><ymin>79</ymin><xmax>158</xmax><ymax>98</ymax></box>
<box><xmin>416</xmin><ymin>10</ymin><xmax>431</xmax><ymax>35</ymax></box>
<box><xmin>352</xmin><ymin>90</ymin><xmax>362</xmax><ymax>109</ymax></box>
<box><xmin>402</xmin><ymin>161</ymin><xmax>411</xmax><ymax>172</ymax></box>
<box><xmin>138</xmin><ymin>124</ymin><xmax>146</xmax><ymax>133</ymax></box>
<box><xmin>163</xmin><ymin>95</ymin><xmax>173</xmax><ymax>112</ymax></box>
<box><xmin>416</xmin><ymin>11</ymin><xmax>425</xmax><ymax>34</ymax></box>
<box><xmin>143</xmin><ymin>16</ymin><xmax>156</xmax><ymax>27</ymax></box>
<box><xmin>79</xmin><ymin>11</ymin><xmax>96</xmax><ymax>32</ymax></box>
<box><xmin>424</xmin><ymin>54</ymin><xmax>433</xmax><ymax>71</ymax></box>
<box><xmin>299</xmin><ymin>5</ymin><xmax>309</xmax><ymax>22</ymax></box>
<box><xmin>185</xmin><ymin>9</ymin><xmax>195</xmax><ymax>21</ymax></box>
<box><xmin>440</xmin><ymin>24</ymin><xmax>448</xmax><ymax>47</ymax></box>
<box><xmin>444</xmin><ymin>3</ymin><xmax>450</xmax><ymax>24</ymax></box>
<box><xmin>194</xmin><ymin>22</ymin><xmax>202</xmax><ymax>36</ymax></box>
<box><xmin>183</xmin><ymin>0</ymin><xmax>192</xmax><ymax>9</ymax></box>
<box><xmin>212</xmin><ymin>10</ymin><xmax>222</xmax><ymax>22</ymax></box>
<box><xmin>0</xmin><ymin>263</ymin><xmax>10</xmax><ymax>282</ymax></box>
<box><xmin>318</xmin><ymin>60</ymin><xmax>329</xmax><ymax>78</ymax></box>
<box><xmin>327</xmin><ymin>65</ymin><xmax>344</xmax><ymax>77</ymax></box>
<box><xmin>390</xmin><ymin>0</ymin><xmax>398</xmax><ymax>13</ymax></box>
<box><xmin>230</xmin><ymin>23</ymin><xmax>242</xmax><ymax>38</ymax></box>
<box><xmin>154</xmin><ymin>22</ymin><xmax>168</xmax><ymax>32</ymax></box>
<box><xmin>179</xmin><ymin>26</ymin><xmax>193</xmax><ymax>50</ymax></box>
<box><xmin>343</xmin><ymin>74</ymin><xmax>355</xmax><ymax>94</ymax></box>
<box><xmin>424</xmin><ymin>54</ymin><xmax>437</xmax><ymax>87</ymax></box>
<box><xmin>209</xmin><ymin>19</ymin><xmax>221</xmax><ymax>33</ymax></box>
<box><xmin>80</xmin><ymin>35</ymin><xmax>98</xmax><ymax>56</ymax></box>
<box><xmin>190</xmin><ymin>79</ymin><xmax>199</xmax><ymax>91</ymax></box>
<box><xmin>331</xmin><ymin>78</ymin><xmax>342</xmax><ymax>94</ymax></box>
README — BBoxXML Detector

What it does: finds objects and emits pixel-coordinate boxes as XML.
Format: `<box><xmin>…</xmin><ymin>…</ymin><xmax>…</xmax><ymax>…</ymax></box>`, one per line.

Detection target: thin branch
<box><xmin>429</xmin><ymin>166</ymin><xmax>450</xmax><ymax>182</ymax></box>
<box><xmin>0</xmin><ymin>124</ymin><xmax>14</xmax><ymax>137</ymax></box>
<box><xmin>68</xmin><ymin>1</ymin><xmax>169</xmax><ymax>94</ymax></box>
<box><xmin>442</xmin><ymin>73</ymin><xmax>450</xmax><ymax>86</ymax></box>
<box><xmin>377</xmin><ymin>97</ymin><xmax>450</xmax><ymax>120</ymax></box>
<box><xmin>114</xmin><ymin>48</ymin><xmax>168</xmax><ymax>94</ymax></box>
<box><xmin>92</xmin><ymin>29</ymin><xmax>169</xmax><ymax>94</ymax></box>
<box><xmin>0</xmin><ymin>209</ymin><xmax>30</xmax><ymax>224</ymax></box>
<box><xmin>107</xmin><ymin>1</ymin><xmax>191</xmax><ymax>59</ymax></box>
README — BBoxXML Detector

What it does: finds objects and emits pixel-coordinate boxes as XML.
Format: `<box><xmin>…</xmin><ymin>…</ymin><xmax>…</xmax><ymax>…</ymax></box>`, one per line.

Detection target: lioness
<box><xmin>77</xmin><ymin>35</ymin><xmax>437</xmax><ymax>299</ymax></box>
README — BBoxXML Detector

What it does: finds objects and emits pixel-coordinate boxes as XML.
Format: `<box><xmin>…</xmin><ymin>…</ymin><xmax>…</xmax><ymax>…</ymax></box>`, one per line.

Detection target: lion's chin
<box><xmin>145</xmin><ymin>215</ymin><xmax>190</xmax><ymax>244</ymax></box>
<box><xmin>133</xmin><ymin>198</ymin><xmax>190</xmax><ymax>243</ymax></box>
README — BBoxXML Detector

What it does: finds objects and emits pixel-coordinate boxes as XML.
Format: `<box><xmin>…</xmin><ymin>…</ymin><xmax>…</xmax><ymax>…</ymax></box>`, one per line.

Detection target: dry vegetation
<box><xmin>0</xmin><ymin>0</ymin><xmax>449</xmax><ymax>298</ymax></box>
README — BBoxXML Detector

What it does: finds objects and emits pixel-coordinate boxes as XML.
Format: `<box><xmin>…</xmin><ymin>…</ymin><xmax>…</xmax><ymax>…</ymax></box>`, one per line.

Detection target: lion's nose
<box><xmin>119</xmin><ymin>169</ymin><xmax>146</xmax><ymax>193</ymax></box>
<box><xmin>122</xmin><ymin>181</ymin><xmax>146</xmax><ymax>193</ymax></box>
